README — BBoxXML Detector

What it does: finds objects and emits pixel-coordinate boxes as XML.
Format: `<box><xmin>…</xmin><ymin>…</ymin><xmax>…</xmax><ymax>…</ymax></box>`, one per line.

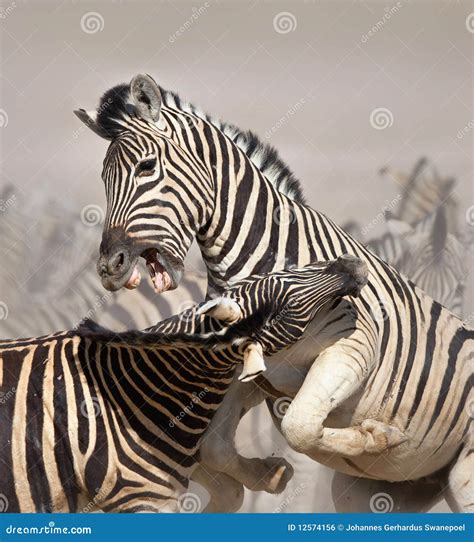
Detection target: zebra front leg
<box><xmin>191</xmin><ymin>464</ymin><xmax>244</xmax><ymax>512</ymax></box>
<box><xmin>281</xmin><ymin>343</ymin><xmax>406</xmax><ymax>457</ymax></box>
<box><xmin>199</xmin><ymin>374</ymin><xmax>294</xmax><ymax>494</ymax></box>
<box><xmin>446</xmin><ymin>431</ymin><xmax>474</xmax><ymax>513</ymax></box>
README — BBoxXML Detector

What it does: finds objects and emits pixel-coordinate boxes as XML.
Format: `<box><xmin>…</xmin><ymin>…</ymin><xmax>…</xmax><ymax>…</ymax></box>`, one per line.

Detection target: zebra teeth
<box><xmin>124</xmin><ymin>264</ymin><xmax>141</xmax><ymax>290</ymax></box>
<box><xmin>142</xmin><ymin>249</ymin><xmax>172</xmax><ymax>293</ymax></box>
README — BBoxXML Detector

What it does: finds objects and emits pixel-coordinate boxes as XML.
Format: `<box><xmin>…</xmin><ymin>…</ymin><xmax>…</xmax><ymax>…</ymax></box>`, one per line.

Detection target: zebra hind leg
<box><xmin>199</xmin><ymin>375</ymin><xmax>294</xmax><ymax>494</ymax></box>
<box><xmin>445</xmin><ymin>438</ymin><xmax>474</xmax><ymax>513</ymax></box>
<box><xmin>280</xmin><ymin>345</ymin><xmax>406</xmax><ymax>458</ymax></box>
<box><xmin>191</xmin><ymin>464</ymin><xmax>244</xmax><ymax>512</ymax></box>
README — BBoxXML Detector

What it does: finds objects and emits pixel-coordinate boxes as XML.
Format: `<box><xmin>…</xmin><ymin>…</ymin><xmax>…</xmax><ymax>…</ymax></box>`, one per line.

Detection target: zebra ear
<box><xmin>197</xmin><ymin>297</ymin><xmax>242</xmax><ymax>324</ymax></box>
<box><xmin>73</xmin><ymin>109</ymin><xmax>112</xmax><ymax>140</ymax></box>
<box><xmin>130</xmin><ymin>74</ymin><xmax>162</xmax><ymax>122</ymax></box>
<box><xmin>432</xmin><ymin>206</ymin><xmax>448</xmax><ymax>253</ymax></box>
<box><xmin>239</xmin><ymin>342</ymin><xmax>266</xmax><ymax>383</ymax></box>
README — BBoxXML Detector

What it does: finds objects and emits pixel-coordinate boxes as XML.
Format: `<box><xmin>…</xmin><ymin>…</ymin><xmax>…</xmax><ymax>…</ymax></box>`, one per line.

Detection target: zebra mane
<box><xmin>77</xmin><ymin>303</ymin><xmax>274</xmax><ymax>348</ymax></box>
<box><xmin>95</xmin><ymin>83</ymin><xmax>306</xmax><ymax>204</ymax></box>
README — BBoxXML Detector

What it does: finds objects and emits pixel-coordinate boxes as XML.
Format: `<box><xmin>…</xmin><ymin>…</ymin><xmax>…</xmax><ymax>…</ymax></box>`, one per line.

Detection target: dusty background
<box><xmin>1</xmin><ymin>0</ymin><xmax>473</xmax><ymax>512</ymax></box>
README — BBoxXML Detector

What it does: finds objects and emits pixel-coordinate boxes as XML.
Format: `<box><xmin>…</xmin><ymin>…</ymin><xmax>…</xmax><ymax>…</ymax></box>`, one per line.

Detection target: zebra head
<box><xmin>74</xmin><ymin>74</ymin><xmax>213</xmax><ymax>293</ymax></box>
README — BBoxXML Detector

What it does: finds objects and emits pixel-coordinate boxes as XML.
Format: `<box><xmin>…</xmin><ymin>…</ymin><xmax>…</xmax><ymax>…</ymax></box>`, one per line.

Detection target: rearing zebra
<box><xmin>75</xmin><ymin>75</ymin><xmax>474</xmax><ymax>512</ymax></box>
<box><xmin>0</xmin><ymin>256</ymin><xmax>362</xmax><ymax>512</ymax></box>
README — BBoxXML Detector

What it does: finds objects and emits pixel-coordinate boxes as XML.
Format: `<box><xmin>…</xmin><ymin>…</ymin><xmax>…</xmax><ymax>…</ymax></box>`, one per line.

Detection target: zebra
<box><xmin>74</xmin><ymin>74</ymin><xmax>474</xmax><ymax>512</ymax></box>
<box><xmin>0</xmin><ymin>255</ymin><xmax>364</xmax><ymax>512</ymax></box>
<box><xmin>379</xmin><ymin>157</ymin><xmax>460</xmax><ymax>234</ymax></box>
<box><xmin>364</xmin><ymin>206</ymin><xmax>471</xmax><ymax>316</ymax></box>
<box><xmin>343</xmin><ymin>159</ymin><xmax>471</xmax><ymax>316</ymax></box>
<box><xmin>0</xmin><ymin>198</ymin><xmax>207</xmax><ymax>338</ymax></box>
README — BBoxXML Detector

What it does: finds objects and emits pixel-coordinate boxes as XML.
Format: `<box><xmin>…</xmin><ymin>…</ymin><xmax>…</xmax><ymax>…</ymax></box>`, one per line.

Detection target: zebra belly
<box><xmin>264</xmin><ymin>305</ymin><xmax>347</xmax><ymax>394</ymax></box>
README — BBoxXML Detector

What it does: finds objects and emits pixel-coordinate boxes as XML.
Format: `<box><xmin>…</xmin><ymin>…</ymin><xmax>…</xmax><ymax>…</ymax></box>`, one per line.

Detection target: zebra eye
<box><xmin>136</xmin><ymin>158</ymin><xmax>157</xmax><ymax>177</ymax></box>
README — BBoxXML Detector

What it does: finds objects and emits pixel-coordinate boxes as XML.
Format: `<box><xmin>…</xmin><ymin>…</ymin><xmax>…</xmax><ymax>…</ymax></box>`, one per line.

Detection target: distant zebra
<box><xmin>75</xmin><ymin>75</ymin><xmax>474</xmax><ymax>512</ymax></box>
<box><xmin>366</xmin><ymin>207</ymin><xmax>470</xmax><ymax>315</ymax></box>
<box><xmin>0</xmin><ymin>200</ymin><xmax>207</xmax><ymax>338</ymax></box>
<box><xmin>379</xmin><ymin>157</ymin><xmax>459</xmax><ymax>233</ymax></box>
<box><xmin>0</xmin><ymin>256</ymin><xmax>362</xmax><ymax>512</ymax></box>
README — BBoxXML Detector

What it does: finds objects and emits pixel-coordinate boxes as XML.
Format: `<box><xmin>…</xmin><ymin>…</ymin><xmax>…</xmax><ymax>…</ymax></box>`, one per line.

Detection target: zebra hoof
<box><xmin>361</xmin><ymin>419</ymin><xmax>408</xmax><ymax>453</ymax></box>
<box><xmin>259</xmin><ymin>457</ymin><xmax>294</xmax><ymax>494</ymax></box>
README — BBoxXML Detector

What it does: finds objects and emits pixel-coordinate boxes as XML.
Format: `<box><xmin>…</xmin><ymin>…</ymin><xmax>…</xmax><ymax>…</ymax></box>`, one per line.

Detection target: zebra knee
<box><xmin>281</xmin><ymin>407</ymin><xmax>323</xmax><ymax>454</ymax></box>
<box><xmin>200</xmin><ymin>435</ymin><xmax>235</xmax><ymax>472</ymax></box>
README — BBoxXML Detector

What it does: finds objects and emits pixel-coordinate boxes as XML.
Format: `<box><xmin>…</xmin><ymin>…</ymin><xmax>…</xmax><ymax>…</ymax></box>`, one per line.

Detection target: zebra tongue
<box><xmin>125</xmin><ymin>265</ymin><xmax>141</xmax><ymax>290</ymax></box>
<box><xmin>152</xmin><ymin>268</ymin><xmax>171</xmax><ymax>294</ymax></box>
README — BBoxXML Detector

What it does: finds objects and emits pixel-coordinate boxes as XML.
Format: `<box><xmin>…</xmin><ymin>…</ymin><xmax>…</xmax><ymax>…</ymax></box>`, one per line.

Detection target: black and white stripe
<box><xmin>75</xmin><ymin>75</ymin><xmax>474</xmax><ymax>511</ymax></box>
<box><xmin>0</xmin><ymin>257</ymin><xmax>360</xmax><ymax>512</ymax></box>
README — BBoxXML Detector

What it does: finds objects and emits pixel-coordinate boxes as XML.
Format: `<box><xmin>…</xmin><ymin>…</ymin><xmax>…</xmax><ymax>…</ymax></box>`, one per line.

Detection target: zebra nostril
<box><xmin>107</xmin><ymin>250</ymin><xmax>129</xmax><ymax>275</ymax></box>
